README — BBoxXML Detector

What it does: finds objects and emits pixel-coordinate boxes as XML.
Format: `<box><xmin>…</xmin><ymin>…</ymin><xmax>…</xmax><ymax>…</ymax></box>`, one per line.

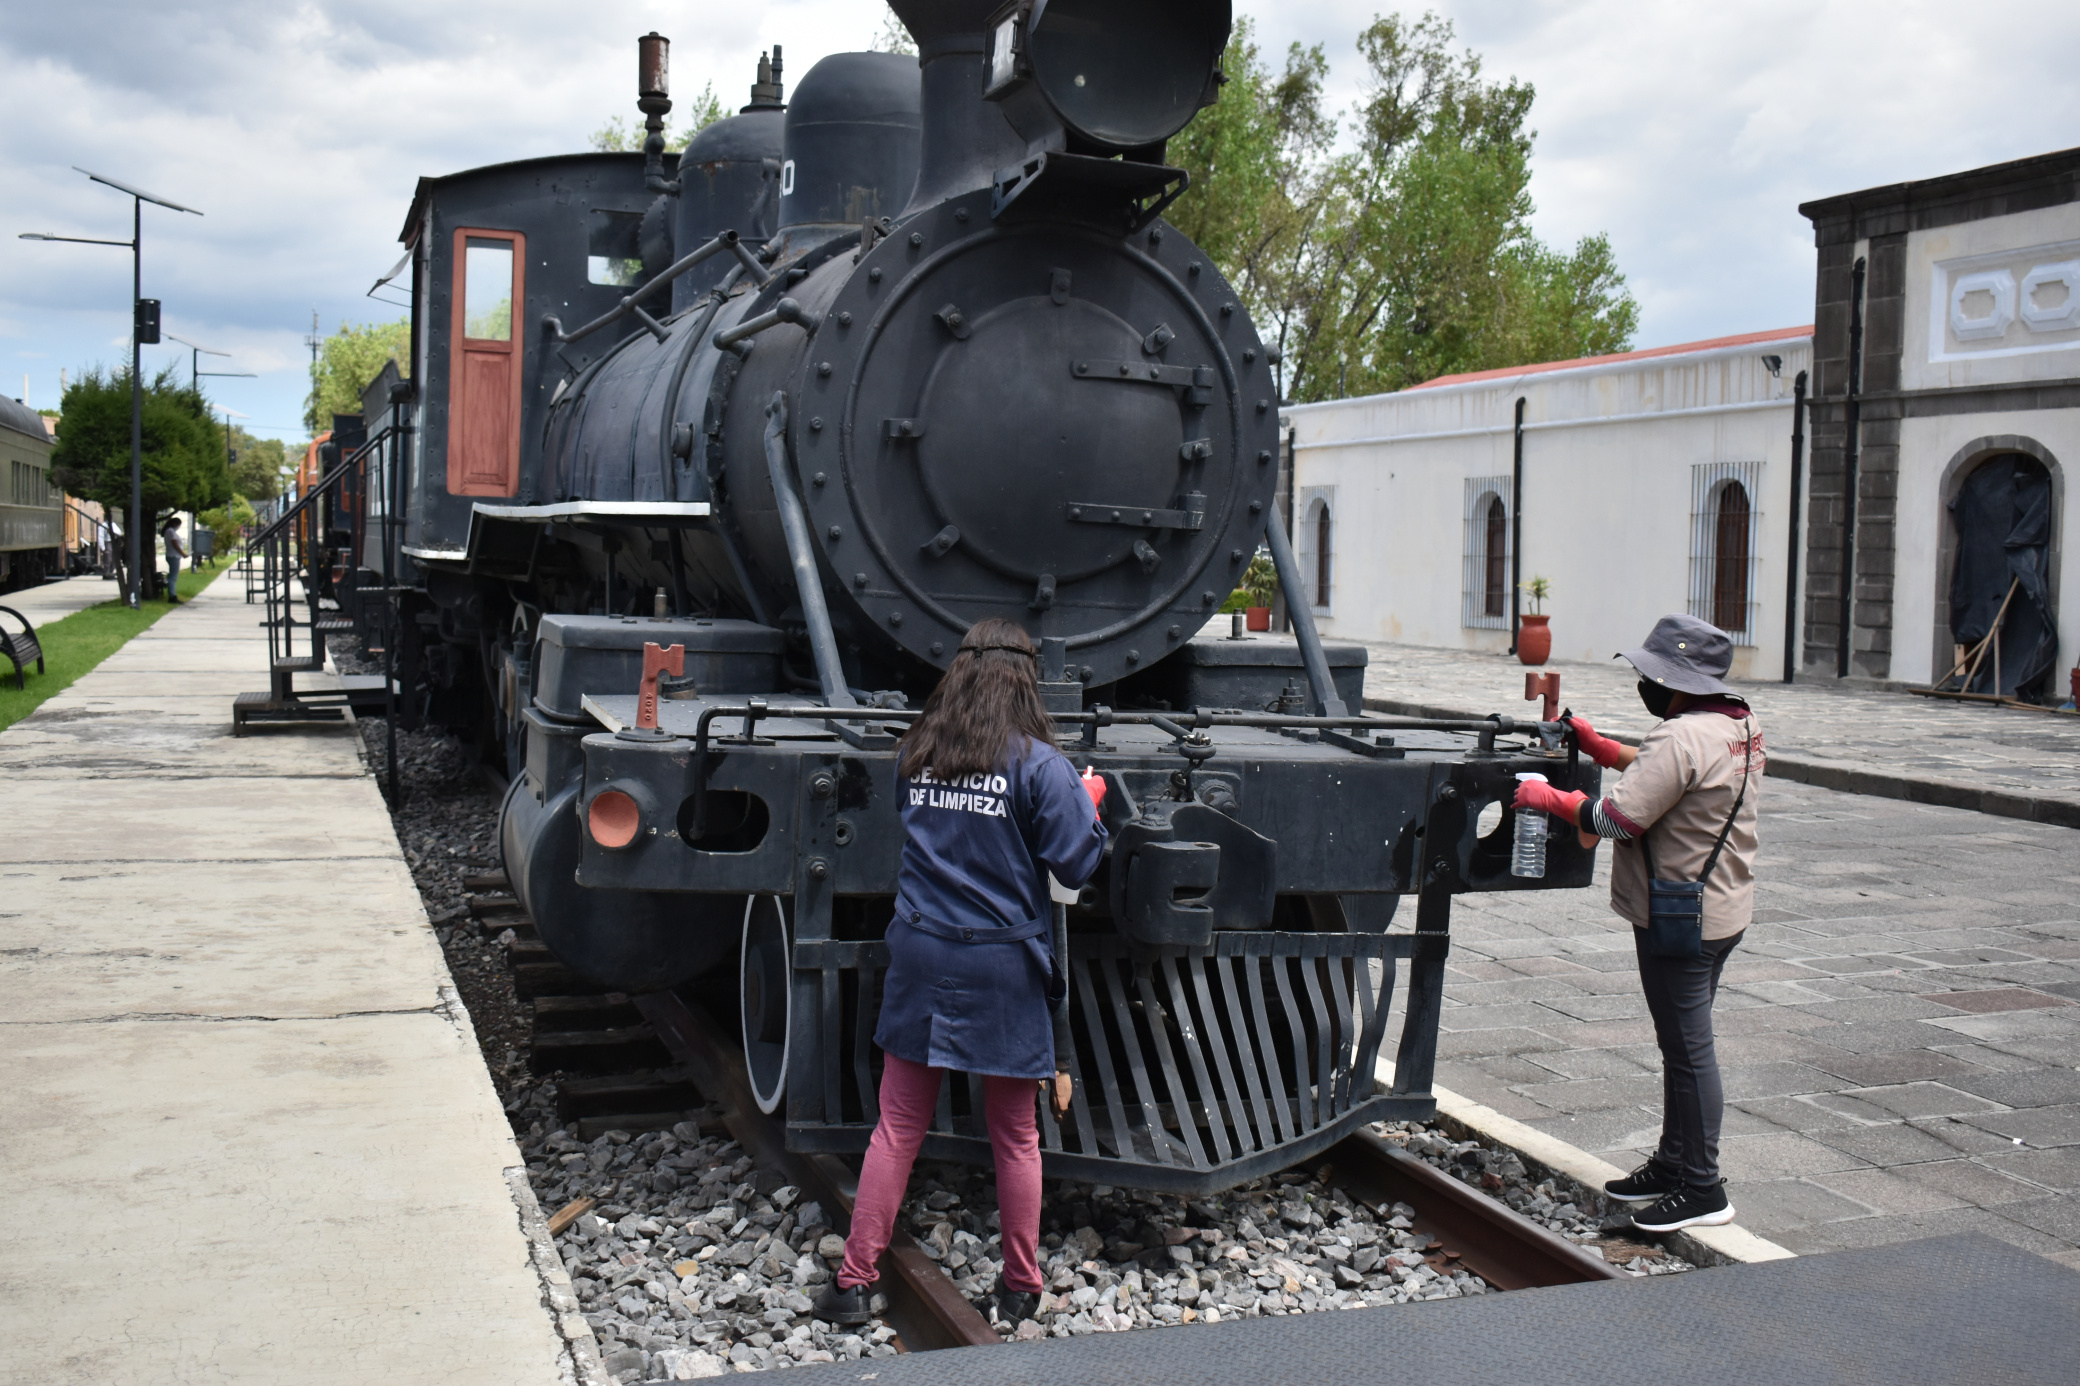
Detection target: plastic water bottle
<box><xmin>1511</xmin><ymin>772</ymin><xmax>1548</xmax><ymax>879</ymax></box>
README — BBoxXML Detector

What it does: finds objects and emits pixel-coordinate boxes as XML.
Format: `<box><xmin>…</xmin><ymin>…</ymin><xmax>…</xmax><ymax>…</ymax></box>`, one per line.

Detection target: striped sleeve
<box><xmin>1575</xmin><ymin>796</ymin><xmax>1642</xmax><ymax>842</ymax></box>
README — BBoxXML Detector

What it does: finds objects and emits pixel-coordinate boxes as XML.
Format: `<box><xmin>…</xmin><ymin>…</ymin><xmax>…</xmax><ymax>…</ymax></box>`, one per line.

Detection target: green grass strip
<box><xmin>0</xmin><ymin>561</ymin><xmax>228</xmax><ymax>733</ymax></box>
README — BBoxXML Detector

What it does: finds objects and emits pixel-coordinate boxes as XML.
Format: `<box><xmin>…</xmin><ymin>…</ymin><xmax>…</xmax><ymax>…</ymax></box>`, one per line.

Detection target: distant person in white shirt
<box><xmin>161</xmin><ymin>517</ymin><xmax>186</xmax><ymax>604</ymax></box>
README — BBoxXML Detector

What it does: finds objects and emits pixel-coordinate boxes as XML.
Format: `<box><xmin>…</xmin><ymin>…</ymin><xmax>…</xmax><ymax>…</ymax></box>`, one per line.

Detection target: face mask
<box><xmin>1637</xmin><ymin>678</ymin><xmax>1677</xmax><ymax>720</ymax></box>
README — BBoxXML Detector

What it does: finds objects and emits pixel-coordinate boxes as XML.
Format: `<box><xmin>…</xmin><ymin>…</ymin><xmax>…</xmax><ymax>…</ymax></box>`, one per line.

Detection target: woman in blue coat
<box><xmin>816</xmin><ymin>619</ymin><xmax>1106</xmax><ymax>1330</ymax></box>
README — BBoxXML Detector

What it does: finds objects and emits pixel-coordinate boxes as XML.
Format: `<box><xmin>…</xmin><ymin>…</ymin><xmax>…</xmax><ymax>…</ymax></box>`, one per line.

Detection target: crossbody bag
<box><xmin>1638</xmin><ymin>726</ymin><xmax>1753</xmax><ymax>959</ymax></box>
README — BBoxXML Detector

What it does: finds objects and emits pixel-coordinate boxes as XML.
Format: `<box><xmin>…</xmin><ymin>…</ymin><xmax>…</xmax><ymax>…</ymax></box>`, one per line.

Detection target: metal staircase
<box><xmin>232</xmin><ymin>427</ymin><xmax>395</xmax><ymax>736</ymax></box>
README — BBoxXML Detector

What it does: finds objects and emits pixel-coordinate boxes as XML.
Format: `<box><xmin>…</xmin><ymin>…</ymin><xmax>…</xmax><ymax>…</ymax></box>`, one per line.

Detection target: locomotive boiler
<box><xmin>351</xmin><ymin>0</ymin><xmax>1602</xmax><ymax>1193</ymax></box>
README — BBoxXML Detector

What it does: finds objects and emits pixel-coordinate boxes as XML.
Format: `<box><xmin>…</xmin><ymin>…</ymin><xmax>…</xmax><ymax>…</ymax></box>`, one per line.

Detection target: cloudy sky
<box><xmin>3</xmin><ymin>1</ymin><xmax>2074</xmax><ymax>442</ymax></box>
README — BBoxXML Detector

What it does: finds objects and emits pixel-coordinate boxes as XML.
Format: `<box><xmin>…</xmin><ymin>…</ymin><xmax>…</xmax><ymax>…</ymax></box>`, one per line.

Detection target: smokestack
<box><xmin>886</xmin><ymin>1</ymin><xmax>1027</xmax><ymax>213</ymax></box>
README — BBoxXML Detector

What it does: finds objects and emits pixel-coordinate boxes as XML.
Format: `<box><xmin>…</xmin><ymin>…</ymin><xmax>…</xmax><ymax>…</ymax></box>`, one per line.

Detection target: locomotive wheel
<box><xmin>740</xmin><ymin>894</ymin><xmax>792</xmax><ymax>1115</ymax></box>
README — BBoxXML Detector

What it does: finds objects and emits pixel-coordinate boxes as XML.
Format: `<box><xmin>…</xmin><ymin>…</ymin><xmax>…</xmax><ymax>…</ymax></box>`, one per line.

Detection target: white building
<box><xmin>1283</xmin><ymin>146</ymin><xmax>2080</xmax><ymax>700</ymax></box>
<box><xmin>1283</xmin><ymin>326</ymin><xmax>1814</xmax><ymax>680</ymax></box>
<box><xmin>1797</xmin><ymin>147</ymin><xmax>2080</xmax><ymax>694</ymax></box>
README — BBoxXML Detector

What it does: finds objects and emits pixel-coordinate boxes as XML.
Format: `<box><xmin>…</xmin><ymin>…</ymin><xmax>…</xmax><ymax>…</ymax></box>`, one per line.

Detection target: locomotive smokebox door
<box><xmin>793</xmin><ymin>188</ymin><xmax>1281</xmax><ymax>688</ymax></box>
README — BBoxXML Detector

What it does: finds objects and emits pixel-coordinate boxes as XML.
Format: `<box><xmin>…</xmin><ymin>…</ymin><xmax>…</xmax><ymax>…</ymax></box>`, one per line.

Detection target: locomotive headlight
<box><xmin>984</xmin><ymin>0</ymin><xmax>1231</xmax><ymax>152</ymax></box>
<box><xmin>987</xmin><ymin>13</ymin><xmax>1021</xmax><ymax>93</ymax></box>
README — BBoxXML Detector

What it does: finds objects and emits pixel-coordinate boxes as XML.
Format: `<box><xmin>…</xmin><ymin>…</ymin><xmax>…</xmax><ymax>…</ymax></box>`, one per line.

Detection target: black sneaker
<box><xmin>989</xmin><ymin>1276</ymin><xmax>1040</xmax><ymax>1328</ymax></box>
<box><xmin>1603</xmin><ymin>1159</ymin><xmax>1682</xmax><ymax>1204</ymax></box>
<box><xmin>814</xmin><ymin>1279</ymin><xmax>876</xmax><ymax>1326</ymax></box>
<box><xmin>1631</xmin><ymin>1181</ymin><xmax>1735</xmax><ymax>1234</ymax></box>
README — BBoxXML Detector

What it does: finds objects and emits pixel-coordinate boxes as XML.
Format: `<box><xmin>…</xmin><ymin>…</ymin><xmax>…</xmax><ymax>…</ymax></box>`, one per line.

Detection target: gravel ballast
<box><xmin>333</xmin><ymin>634</ymin><xmax>1691</xmax><ymax>1382</ymax></box>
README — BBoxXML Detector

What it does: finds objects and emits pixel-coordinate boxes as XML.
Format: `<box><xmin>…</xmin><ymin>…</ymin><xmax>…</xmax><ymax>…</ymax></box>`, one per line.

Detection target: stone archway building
<box><xmin>1799</xmin><ymin>148</ymin><xmax>2080</xmax><ymax>687</ymax></box>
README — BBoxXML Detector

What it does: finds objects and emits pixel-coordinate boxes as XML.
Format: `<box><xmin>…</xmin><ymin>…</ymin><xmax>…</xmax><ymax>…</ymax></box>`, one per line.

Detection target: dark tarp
<box><xmin>1948</xmin><ymin>454</ymin><xmax>2057</xmax><ymax>698</ymax></box>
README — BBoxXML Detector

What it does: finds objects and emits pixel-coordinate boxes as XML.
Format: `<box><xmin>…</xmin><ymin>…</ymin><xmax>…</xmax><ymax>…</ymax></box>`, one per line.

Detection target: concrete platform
<box><xmin>851</xmin><ymin>1233</ymin><xmax>2078</xmax><ymax>1386</ymax></box>
<box><xmin>0</xmin><ymin>580</ymin><xmax>586</xmax><ymax>1383</ymax></box>
<box><xmin>0</xmin><ymin>572</ymin><xmax>122</xmax><ymax>623</ymax></box>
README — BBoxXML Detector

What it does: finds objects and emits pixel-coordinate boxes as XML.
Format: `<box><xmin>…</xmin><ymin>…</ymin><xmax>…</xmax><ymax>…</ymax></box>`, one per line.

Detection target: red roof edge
<box><xmin>1408</xmin><ymin>325</ymin><xmax>1814</xmax><ymax>391</ymax></box>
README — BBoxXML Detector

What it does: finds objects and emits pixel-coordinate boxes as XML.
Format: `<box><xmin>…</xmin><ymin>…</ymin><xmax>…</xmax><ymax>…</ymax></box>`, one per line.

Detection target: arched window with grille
<box><xmin>1484</xmin><ymin>496</ymin><xmax>1507</xmax><ymax>617</ymax></box>
<box><xmin>1462</xmin><ymin>476</ymin><xmax>1511</xmax><ymax>629</ymax></box>
<box><xmin>1296</xmin><ymin>487</ymin><xmax>1336</xmax><ymax>614</ymax></box>
<box><xmin>1689</xmin><ymin>461</ymin><xmax>1761</xmax><ymax>643</ymax></box>
<box><xmin>1712</xmin><ymin>482</ymin><xmax>1751</xmax><ymax>632</ymax></box>
<box><xmin>1313</xmin><ymin>499</ymin><xmax>1333</xmax><ymax>609</ymax></box>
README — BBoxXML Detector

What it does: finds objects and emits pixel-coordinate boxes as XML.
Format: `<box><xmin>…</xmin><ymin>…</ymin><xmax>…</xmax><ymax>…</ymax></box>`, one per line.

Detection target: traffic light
<box><xmin>135</xmin><ymin>298</ymin><xmax>161</xmax><ymax>344</ymax></box>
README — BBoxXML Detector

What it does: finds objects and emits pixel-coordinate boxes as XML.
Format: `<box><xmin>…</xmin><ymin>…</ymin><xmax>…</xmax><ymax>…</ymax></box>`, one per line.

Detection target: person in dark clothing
<box><xmin>1513</xmin><ymin>614</ymin><xmax>1764</xmax><ymax>1234</ymax></box>
<box><xmin>816</xmin><ymin>618</ymin><xmax>1107</xmax><ymax>1331</ymax></box>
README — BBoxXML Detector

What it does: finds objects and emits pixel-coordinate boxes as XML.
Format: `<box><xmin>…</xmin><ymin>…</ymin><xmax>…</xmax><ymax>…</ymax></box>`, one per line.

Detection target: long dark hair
<box><xmin>898</xmin><ymin>618</ymin><xmax>1054</xmax><ymax>781</ymax></box>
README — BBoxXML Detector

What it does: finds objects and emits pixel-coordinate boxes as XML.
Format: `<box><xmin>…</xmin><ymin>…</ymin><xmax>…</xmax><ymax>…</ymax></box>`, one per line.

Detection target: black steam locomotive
<box><xmin>323</xmin><ymin>0</ymin><xmax>1599</xmax><ymax>1194</ymax></box>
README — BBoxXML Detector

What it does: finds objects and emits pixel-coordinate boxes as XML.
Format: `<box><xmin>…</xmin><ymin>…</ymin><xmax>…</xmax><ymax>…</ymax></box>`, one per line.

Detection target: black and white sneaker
<box><xmin>1631</xmin><ymin>1181</ymin><xmax>1735</xmax><ymax>1233</ymax></box>
<box><xmin>1603</xmin><ymin>1159</ymin><xmax>1683</xmax><ymax>1204</ymax></box>
<box><xmin>989</xmin><ymin>1276</ymin><xmax>1041</xmax><ymax>1328</ymax></box>
<box><xmin>814</xmin><ymin>1279</ymin><xmax>876</xmax><ymax>1326</ymax></box>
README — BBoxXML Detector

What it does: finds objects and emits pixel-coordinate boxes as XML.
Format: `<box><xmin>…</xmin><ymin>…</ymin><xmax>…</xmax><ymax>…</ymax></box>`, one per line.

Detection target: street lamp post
<box><xmin>165</xmin><ymin>336</ymin><xmax>253</xmax><ymax>577</ymax></box>
<box><xmin>167</xmin><ymin>333</ymin><xmax>254</xmax><ymax>395</ymax></box>
<box><xmin>19</xmin><ymin>168</ymin><xmax>202</xmax><ymax>607</ymax></box>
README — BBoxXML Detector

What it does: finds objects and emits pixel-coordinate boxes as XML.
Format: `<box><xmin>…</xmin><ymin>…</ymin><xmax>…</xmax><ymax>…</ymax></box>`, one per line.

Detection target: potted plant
<box><xmin>1516</xmin><ymin>576</ymin><xmax>1552</xmax><ymax>666</ymax></box>
<box><xmin>1240</xmin><ymin>553</ymin><xmax>1278</xmax><ymax>631</ymax></box>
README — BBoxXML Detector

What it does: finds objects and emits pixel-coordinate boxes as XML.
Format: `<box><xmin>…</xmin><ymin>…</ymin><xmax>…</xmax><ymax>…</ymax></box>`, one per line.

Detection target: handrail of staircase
<box><xmin>242</xmin><ymin>424</ymin><xmax>396</xmax><ymax>555</ymax></box>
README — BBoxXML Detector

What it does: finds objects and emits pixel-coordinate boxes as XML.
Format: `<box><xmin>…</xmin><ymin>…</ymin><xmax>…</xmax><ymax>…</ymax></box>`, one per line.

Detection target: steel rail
<box><xmin>1319</xmin><ymin>1129</ymin><xmax>1623</xmax><ymax>1291</ymax></box>
<box><xmin>632</xmin><ymin>990</ymin><xmax>1002</xmax><ymax>1352</ymax></box>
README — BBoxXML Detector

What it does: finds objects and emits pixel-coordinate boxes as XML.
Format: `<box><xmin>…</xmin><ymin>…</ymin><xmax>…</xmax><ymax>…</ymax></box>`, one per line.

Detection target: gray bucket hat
<box><xmin>1618</xmin><ymin>614</ymin><xmax>1738</xmax><ymax>697</ymax></box>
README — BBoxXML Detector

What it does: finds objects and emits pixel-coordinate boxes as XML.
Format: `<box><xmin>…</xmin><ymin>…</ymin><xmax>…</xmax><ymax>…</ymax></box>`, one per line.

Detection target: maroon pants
<box><xmin>837</xmin><ymin>1053</ymin><xmax>1044</xmax><ymax>1294</ymax></box>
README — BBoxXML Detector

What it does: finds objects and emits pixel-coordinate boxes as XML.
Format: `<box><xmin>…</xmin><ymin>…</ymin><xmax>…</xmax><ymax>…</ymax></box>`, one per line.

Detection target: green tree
<box><xmin>226</xmin><ymin>426</ymin><xmax>290</xmax><ymax>501</ymax></box>
<box><xmin>50</xmin><ymin>368</ymin><xmax>231</xmax><ymax>592</ymax></box>
<box><xmin>591</xmin><ymin>82</ymin><xmax>727</xmax><ymax>154</ymax></box>
<box><xmin>872</xmin><ymin>7</ymin><xmax>916</xmax><ymax>55</ymax></box>
<box><xmin>305</xmin><ymin>319</ymin><xmax>410</xmax><ymax>433</ymax></box>
<box><xmin>1168</xmin><ymin>13</ymin><xmax>1637</xmax><ymax>402</ymax></box>
<box><xmin>197</xmin><ymin>493</ymin><xmax>258</xmax><ymax>547</ymax></box>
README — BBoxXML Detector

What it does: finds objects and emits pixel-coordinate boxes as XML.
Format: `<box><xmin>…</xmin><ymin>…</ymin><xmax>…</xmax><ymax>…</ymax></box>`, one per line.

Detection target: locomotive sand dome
<box><xmin>314</xmin><ymin>0</ymin><xmax>1606</xmax><ymax>1193</ymax></box>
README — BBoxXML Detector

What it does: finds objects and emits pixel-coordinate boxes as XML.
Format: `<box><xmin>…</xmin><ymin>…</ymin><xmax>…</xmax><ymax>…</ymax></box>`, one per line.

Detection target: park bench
<box><xmin>0</xmin><ymin>606</ymin><xmax>43</xmax><ymax>690</ymax></box>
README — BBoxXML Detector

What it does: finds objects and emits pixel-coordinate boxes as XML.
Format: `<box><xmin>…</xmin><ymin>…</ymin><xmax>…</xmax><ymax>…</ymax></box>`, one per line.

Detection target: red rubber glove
<box><xmin>1081</xmin><ymin>767</ymin><xmax>1106</xmax><ymax>816</ymax></box>
<box><xmin>1565</xmin><ymin>715</ymin><xmax>1626</xmax><ymax>770</ymax></box>
<box><xmin>1514</xmin><ymin>778</ymin><xmax>1587</xmax><ymax>823</ymax></box>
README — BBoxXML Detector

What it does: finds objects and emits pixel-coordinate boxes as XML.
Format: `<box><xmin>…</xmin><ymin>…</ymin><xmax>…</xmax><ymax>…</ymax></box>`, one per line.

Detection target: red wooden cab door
<box><xmin>447</xmin><ymin>227</ymin><xmax>526</xmax><ymax>496</ymax></box>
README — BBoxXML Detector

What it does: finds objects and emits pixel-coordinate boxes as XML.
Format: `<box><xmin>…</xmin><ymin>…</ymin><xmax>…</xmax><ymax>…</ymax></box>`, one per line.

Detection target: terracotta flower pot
<box><xmin>1245</xmin><ymin>606</ymin><xmax>1272</xmax><ymax>632</ymax></box>
<box><xmin>1516</xmin><ymin>614</ymin><xmax>1551</xmax><ymax>666</ymax></box>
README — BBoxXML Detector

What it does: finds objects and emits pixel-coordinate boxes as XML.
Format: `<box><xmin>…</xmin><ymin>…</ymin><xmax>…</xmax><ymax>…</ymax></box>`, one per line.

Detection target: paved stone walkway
<box><xmin>1407</xmin><ymin>776</ymin><xmax>2080</xmax><ymax>1267</ymax></box>
<box><xmin>0</xmin><ymin>578</ymin><xmax>586</xmax><ymax>1383</ymax></box>
<box><xmin>1361</xmin><ymin>643</ymin><xmax>2080</xmax><ymax>825</ymax></box>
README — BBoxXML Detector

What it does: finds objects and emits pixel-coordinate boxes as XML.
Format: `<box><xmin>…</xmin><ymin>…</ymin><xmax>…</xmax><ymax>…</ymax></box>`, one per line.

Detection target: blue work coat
<box><xmin>876</xmin><ymin>736</ymin><xmax>1107</xmax><ymax>1080</ymax></box>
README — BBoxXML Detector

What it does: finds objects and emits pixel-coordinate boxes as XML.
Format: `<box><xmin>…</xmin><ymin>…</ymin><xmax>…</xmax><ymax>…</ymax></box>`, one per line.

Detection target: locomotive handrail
<box><xmin>761</xmin><ymin>392</ymin><xmax>855</xmax><ymax>710</ymax></box>
<box><xmin>1260</xmin><ymin>508</ymin><xmax>1348</xmax><ymax>717</ymax></box>
<box><xmin>679</xmin><ymin>700</ymin><xmax>1560</xmax><ymax>838</ymax></box>
<box><xmin>713</xmin><ymin>297</ymin><xmax>806</xmax><ymax>352</ymax></box>
<box><xmin>540</xmin><ymin>231</ymin><xmax>770</xmax><ymax>347</ymax></box>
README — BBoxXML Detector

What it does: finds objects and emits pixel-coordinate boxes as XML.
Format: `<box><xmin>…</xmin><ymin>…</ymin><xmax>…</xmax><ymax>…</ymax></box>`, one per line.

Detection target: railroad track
<box><xmin>467</xmin><ymin>877</ymin><xmax>1619</xmax><ymax>1361</ymax></box>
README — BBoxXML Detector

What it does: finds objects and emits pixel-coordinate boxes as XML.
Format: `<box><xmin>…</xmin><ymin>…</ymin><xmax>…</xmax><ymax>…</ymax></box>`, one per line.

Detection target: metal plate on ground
<box><xmin>841</xmin><ymin>1234</ymin><xmax>2079</xmax><ymax>1386</ymax></box>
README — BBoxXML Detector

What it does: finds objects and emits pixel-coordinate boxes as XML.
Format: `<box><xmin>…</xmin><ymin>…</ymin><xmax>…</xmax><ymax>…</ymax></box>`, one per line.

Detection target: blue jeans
<box><xmin>166</xmin><ymin>556</ymin><xmax>182</xmax><ymax>595</ymax></box>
